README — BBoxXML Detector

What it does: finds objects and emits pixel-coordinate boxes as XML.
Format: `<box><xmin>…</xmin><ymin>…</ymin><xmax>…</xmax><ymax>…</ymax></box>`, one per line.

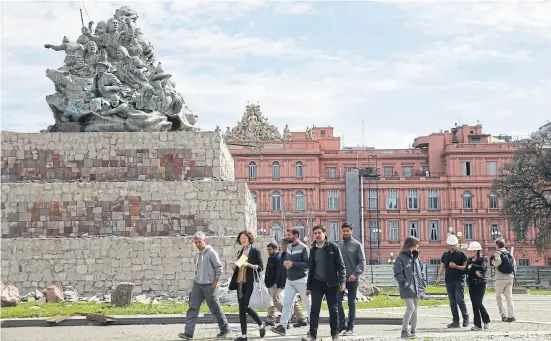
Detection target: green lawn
<box><xmin>1</xmin><ymin>296</ymin><xmax>447</xmax><ymax>319</ymax></box>
<box><xmin>381</xmin><ymin>286</ymin><xmax>551</xmax><ymax>296</ymax></box>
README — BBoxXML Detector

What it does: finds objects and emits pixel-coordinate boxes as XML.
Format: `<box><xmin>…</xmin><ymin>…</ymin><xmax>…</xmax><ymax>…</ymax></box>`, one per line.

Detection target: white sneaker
<box><xmin>344</xmin><ymin>329</ymin><xmax>355</xmax><ymax>336</ymax></box>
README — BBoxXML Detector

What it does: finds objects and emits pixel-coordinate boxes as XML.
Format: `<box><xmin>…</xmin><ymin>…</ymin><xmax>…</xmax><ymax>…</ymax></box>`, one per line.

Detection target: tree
<box><xmin>493</xmin><ymin>125</ymin><xmax>551</xmax><ymax>252</ymax></box>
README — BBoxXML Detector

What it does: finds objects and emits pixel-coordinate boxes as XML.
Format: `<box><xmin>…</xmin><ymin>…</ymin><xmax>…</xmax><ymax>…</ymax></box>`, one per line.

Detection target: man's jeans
<box><xmin>446</xmin><ymin>281</ymin><xmax>469</xmax><ymax>322</ymax></box>
<box><xmin>278</xmin><ymin>277</ymin><xmax>311</xmax><ymax>327</ymax></box>
<box><xmin>309</xmin><ymin>279</ymin><xmax>339</xmax><ymax>338</ymax></box>
<box><xmin>184</xmin><ymin>282</ymin><xmax>228</xmax><ymax>336</ymax></box>
<box><xmin>337</xmin><ymin>280</ymin><xmax>358</xmax><ymax>330</ymax></box>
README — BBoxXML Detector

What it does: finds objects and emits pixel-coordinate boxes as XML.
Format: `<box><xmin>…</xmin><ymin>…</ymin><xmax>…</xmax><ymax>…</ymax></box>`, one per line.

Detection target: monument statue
<box><xmin>283</xmin><ymin>124</ymin><xmax>292</xmax><ymax>140</ymax></box>
<box><xmin>42</xmin><ymin>6</ymin><xmax>198</xmax><ymax>133</ymax></box>
<box><xmin>306</xmin><ymin>126</ymin><xmax>317</xmax><ymax>140</ymax></box>
<box><xmin>224</xmin><ymin>103</ymin><xmax>283</xmax><ymax>143</ymax></box>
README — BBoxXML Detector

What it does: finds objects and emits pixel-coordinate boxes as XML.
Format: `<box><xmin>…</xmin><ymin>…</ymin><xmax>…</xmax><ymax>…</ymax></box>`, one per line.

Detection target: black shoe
<box><xmin>410</xmin><ymin>329</ymin><xmax>416</xmax><ymax>336</ymax></box>
<box><xmin>506</xmin><ymin>317</ymin><xmax>516</xmax><ymax>322</ymax></box>
<box><xmin>462</xmin><ymin>319</ymin><xmax>469</xmax><ymax>327</ymax></box>
<box><xmin>502</xmin><ymin>316</ymin><xmax>507</xmax><ymax>322</ymax></box>
<box><xmin>259</xmin><ymin>323</ymin><xmax>266</xmax><ymax>338</ymax></box>
<box><xmin>234</xmin><ymin>337</ymin><xmax>247</xmax><ymax>341</ymax></box>
<box><xmin>447</xmin><ymin>321</ymin><xmax>460</xmax><ymax>328</ymax></box>
<box><xmin>337</xmin><ymin>327</ymin><xmax>346</xmax><ymax>336</ymax></box>
<box><xmin>265</xmin><ymin>320</ymin><xmax>276</xmax><ymax>326</ymax></box>
<box><xmin>217</xmin><ymin>327</ymin><xmax>230</xmax><ymax>337</ymax></box>
<box><xmin>293</xmin><ymin>319</ymin><xmax>309</xmax><ymax>327</ymax></box>
<box><xmin>400</xmin><ymin>329</ymin><xmax>409</xmax><ymax>339</ymax></box>
<box><xmin>271</xmin><ymin>325</ymin><xmax>286</xmax><ymax>336</ymax></box>
<box><xmin>178</xmin><ymin>333</ymin><xmax>193</xmax><ymax>340</ymax></box>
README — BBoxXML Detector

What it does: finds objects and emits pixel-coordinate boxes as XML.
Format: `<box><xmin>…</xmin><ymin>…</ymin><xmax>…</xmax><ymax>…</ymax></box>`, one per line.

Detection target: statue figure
<box><xmin>42</xmin><ymin>6</ymin><xmax>197</xmax><ymax>132</ymax></box>
<box><xmin>306</xmin><ymin>126</ymin><xmax>317</xmax><ymax>140</ymax></box>
<box><xmin>283</xmin><ymin>124</ymin><xmax>292</xmax><ymax>140</ymax></box>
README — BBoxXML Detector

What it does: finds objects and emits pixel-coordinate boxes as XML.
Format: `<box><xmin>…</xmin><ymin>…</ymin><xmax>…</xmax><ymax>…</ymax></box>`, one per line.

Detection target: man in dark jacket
<box><xmin>303</xmin><ymin>225</ymin><xmax>346</xmax><ymax>341</ymax></box>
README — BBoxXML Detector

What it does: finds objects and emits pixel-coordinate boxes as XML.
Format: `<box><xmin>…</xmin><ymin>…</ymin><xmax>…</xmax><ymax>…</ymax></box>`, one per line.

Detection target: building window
<box><xmin>461</xmin><ymin>161</ymin><xmax>472</xmax><ymax>176</ymax></box>
<box><xmin>464</xmin><ymin>223</ymin><xmax>474</xmax><ymax>240</ymax></box>
<box><xmin>463</xmin><ymin>190</ymin><xmax>473</xmax><ymax>209</ymax></box>
<box><xmin>344</xmin><ymin>166</ymin><xmax>356</xmax><ymax>173</ymax></box>
<box><xmin>369</xmin><ymin>220</ymin><xmax>380</xmax><ymax>242</ymax></box>
<box><xmin>407</xmin><ymin>189</ymin><xmax>419</xmax><ymax>210</ymax></box>
<box><xmin>428</xmin><ymin>220</ymin><xmax>440</xmax><ymax>241</ymax></box>
<box><xmin>489</xmin><ymin>191</ymin><xmax>499</xmax><ymax>209</ymax></box>
<box><xmin>328</xmin><ymin>190</ymin><xmax>339</xmax><ymax>211</ymax></box>
<box><xmin>404</xmin><ymin>166</ymin><xmax>414</xmax><ymax>177</ymax></box>
<box><xmin>251</xmin><ymin>191</ymin><xmax>257</xmax><ymax>209</ymax></box>
<box><xmin>408</xmin><ymin>221</ymin><xmax>419</xmax><ymax>238</ymax></box>
<box><xmin>296</xmin><ymin>161</ymin><xmax>303</xmax><ymax>178</ymax></box>
<box><xmin>326</xmin><ymin>167</ymin><xmax>337</xmax><ymax>179</ymax></box>
<box><xmin>270</xmin><ymin>222</ymin><xmax>283</xmax><ymax>242</ymax></box>
<box><xmin>295</xmin><ymin>191</ymin><xmax>305</xmax><ymax>211</ymax></box>
<box><xmin>491</xmin><ymin>224</ymin><xmax>500</xmax><ymax>239</ymax></box>
<box><xmin>328</xmin><ymin>221</ymin><xmax>339</xmax><ymax>241</ymax></box>
<box><xmin>294</xmin><ymin>223</ymin><xmax>305</xmax><ymax>241</ymax></box>
<box><xmin>248</xmin><ymin>161</ymin><xmax>257</xmax><ymax>179</ymax></box>
<box><xmin>387</xmin><ymin>189</ymin><xmax>398</xmax><ymax>209</ymax></box>
<box><xmin>388</xmin><ymin>221</ymin><xmax>399</xmax><ymax>241</ymax></box>
<box><xmin>272</xmin><ymin>161</ymin><xmax>280</xmax><ymax>179</ymax></box>
<box><xmin>487</xmin><ymin>161</ymin><xmax>498</xmax><ymax>176</ymax></box>
<box><xmin>384</xmin><ymin>166</ymin><xmax>394</xmax><ymax>177</ymax></box>
<box><xmin>428</xmin><ymin>189</ymin><xmax>440</xmax><ymax>210</ymax></box>
<box><xmin>469</xmin><ymin>137</ymin><xmax>483</xmax><ymax>144</ymax></box>
<box><xmin>368</xmin><ymin>189</ymin><xmax>378</xmax><ymax>210</ymax></box>
<box><xmin>271</xmin><ymin>191</ymin><xmax>281</xmax><ymax>211</ymax></box>
<box><xmin>519</xmin><ymin>259</ymin><xmax>530</xmax><ymax>267</ymax></box>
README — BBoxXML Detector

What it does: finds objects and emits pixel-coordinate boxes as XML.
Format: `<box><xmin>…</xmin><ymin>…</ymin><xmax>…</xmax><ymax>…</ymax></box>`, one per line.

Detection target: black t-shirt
<box><xmin>441</xmin><ymin>250</ymin><xmax>468</xmax><ymax>283</ymax></box>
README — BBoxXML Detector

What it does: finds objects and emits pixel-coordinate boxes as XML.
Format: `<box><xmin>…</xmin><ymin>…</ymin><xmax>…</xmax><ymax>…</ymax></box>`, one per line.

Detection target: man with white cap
<box><xmin>179</xmin><ymin>231</ymin><xmax>229</xmax><ymax>340</ymax></box>
<box><xmin>436</xmin><ymin>233</ymin><xmax>469</xmax><ymax>328</ymax></box>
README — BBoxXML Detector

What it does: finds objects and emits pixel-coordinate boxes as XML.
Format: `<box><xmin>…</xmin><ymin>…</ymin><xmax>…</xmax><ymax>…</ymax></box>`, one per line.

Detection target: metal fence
<box><xmin>366</xmin><ymin>265</ymin><xmax>551</xmax><ymax>288</ymax></box>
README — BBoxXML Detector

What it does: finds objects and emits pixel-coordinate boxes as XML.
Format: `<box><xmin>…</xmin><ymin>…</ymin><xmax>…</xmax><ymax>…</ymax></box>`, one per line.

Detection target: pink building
<box><xmin>225</xmin><ymin>104</ymin><xmax>549</xmax><ymax>266</ymax></box>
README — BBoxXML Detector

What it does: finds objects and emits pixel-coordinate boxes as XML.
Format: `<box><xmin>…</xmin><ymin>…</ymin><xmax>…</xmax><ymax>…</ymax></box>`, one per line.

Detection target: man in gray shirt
<box><xmin>179</xmin><ymin>232</ymin><xmax>229</xmax><ymax>340</ymax></box>
<box><xmin>337</xmin><ymin>223</ymin><xmax>366</xmax><ymax>336</ymax></box>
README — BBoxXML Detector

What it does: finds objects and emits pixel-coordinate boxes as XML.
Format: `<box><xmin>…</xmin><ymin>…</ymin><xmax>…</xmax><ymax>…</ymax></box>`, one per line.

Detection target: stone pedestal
<box><xmin>1</xmin><ymin>131</ymin><xmax>258</xmax><ymax>296</ymax></box>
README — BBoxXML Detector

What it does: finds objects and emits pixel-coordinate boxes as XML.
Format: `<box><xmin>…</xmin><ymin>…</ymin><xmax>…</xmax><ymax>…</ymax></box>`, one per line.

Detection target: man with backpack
<box><xmin>491</xmin><ymin>238</ymin><xmax>516</xmax><ymax>322</ymax></box>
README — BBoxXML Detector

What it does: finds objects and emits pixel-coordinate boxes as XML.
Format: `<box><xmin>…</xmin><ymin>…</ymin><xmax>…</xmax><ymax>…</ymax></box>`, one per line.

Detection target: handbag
<box><xmin>248</xmin><ymin>269</ymin><xmax>273</xmax><ymax>310</ymax></box>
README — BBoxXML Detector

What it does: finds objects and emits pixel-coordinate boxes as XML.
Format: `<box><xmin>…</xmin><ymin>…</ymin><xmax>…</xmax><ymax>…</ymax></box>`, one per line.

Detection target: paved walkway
<box><xmin>3</xmin><ymin>295</ymin><xmax>551</xmax><ymax>340</ymax></box>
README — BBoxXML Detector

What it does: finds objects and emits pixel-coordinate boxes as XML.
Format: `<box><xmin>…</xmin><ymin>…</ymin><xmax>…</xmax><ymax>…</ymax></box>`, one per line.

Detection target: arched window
<box><xmin>295</xmin><ymin>191</ymin><xmax>305</xmax><ymax>211</ymax></box>
<box><xmin>463</xmin><ymin>190</ymin><xmax>473</xmax><ymax>209</ymax></box>
<box><xmin>270</xmin><ymin>222</ymin><xmax>283</xmax><ymax>242</ymax></box>
<box><xmin>296</xmin><ymin>161</ymin><xmax>304</xmax><ymax>178</ymax></box>
<box><xmin>294</xmin><ymin>222</ymin><xmax>305</xmax><ymax>241</ymax></box>
<box><xmin>251</xmin><ymin>191</ymin><xmax>257</xmax><ymax>208</ymax></box>
<box><xmin>272</xmin><ymin>161</ymin><xmax>280</xmax><ymax>179</ymax></box>
<box><xmin>271</xmin><ymin>191</ymin><xmax>281</xmax><ymax>211</ymax></box>
<box><xmin>489</xmin><ymin>191</ymin><xmax>499</xmax><ymax>209</ymax></box>
<box><xmin>248</xmin><ymin>161</ymin><xmax>256</xmax><ymax>179</ymax></box>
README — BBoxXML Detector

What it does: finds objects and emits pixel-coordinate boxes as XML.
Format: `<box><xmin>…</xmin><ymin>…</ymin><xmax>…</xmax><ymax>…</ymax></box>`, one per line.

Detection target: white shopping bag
<box><xmin>248</xmin><ymin>269</ymin><xmax>273</xmax><ymax>310</ymax></box>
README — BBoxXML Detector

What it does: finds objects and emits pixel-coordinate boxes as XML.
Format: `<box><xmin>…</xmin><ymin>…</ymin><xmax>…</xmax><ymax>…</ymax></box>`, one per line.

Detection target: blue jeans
<box><xmin>337</xmin><ymin>280</ymin><xmax>358</xmax><ymax>330</ymax></box>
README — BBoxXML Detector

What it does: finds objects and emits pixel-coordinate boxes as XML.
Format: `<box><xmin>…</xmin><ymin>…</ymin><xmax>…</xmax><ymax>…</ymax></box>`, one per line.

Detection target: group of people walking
<box><xmin>178</xmin><ymin>225</ymin><xmax>516</xmax><ymax>341</ymax></box>
<box><xmin>179</xmin><ymin>223</ymin><xmax>365</xmax><ymax>341</ymax></box>
<box><xmin>394</xmin><ymin>234</ymin><xmax>516</xmax><ymax>339</ymax></box>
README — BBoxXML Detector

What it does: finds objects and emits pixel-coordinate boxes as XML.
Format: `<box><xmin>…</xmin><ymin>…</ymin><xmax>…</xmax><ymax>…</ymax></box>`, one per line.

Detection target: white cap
<box><xmin>467</xmin><ymin>241</ymin><xmax>482</xmax><ymax>251</ymax></box>
<box><xmin>193</xmin><ymin>231</ymin><xmax>206</xmax><ymax>240</ymax></box>
<box><xmin>446</xmin><ymin>234</ymin><xmax>459</xmax><ymax>245</ymax></box>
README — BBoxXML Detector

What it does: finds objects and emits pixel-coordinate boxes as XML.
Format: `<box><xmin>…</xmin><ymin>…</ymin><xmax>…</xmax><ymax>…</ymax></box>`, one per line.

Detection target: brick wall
<box><xmin>1</xmin><ymin>131</ymin><xmax>235</xmax><ymax>182</ymax></box>
<box><xmin>1</xmin><ymin>181</ymin><xmax>256</xmax><ymax>238</ymax></box>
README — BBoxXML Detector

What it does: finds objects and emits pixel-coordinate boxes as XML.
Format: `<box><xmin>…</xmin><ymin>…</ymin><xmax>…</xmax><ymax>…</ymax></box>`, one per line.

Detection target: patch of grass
<box><xmin>381</xmin><ymin>285</ymin><xmax>551</xmax><ymax>296</ymax></box>
<box><xmin>2</xmin><ymin>295</ymin><xmax>448</xmax><ymax>319</ymax></box>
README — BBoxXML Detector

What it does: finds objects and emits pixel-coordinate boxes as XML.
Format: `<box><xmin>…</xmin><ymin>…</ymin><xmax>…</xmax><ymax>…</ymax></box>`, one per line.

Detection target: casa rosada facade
<box><xmin>224</xmin><ymin>104</ymin><xmax>548</xmax><ymax>266</ymax></box>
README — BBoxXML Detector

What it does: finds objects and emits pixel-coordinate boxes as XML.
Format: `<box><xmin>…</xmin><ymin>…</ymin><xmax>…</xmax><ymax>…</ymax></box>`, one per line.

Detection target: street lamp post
<box><xmin>388</xmin><ymin>252</ymin><xmax>396</xmax><ymax>265</ymax></box>
<box><xmin>491</xmin><ymin>229</ymin><xmax>502</xmax><ymax>240</ymax></box>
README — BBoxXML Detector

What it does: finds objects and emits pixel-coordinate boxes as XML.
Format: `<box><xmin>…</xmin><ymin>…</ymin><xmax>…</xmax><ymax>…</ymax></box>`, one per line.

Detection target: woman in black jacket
<box><xmin>465</xmin><ymin>241</ymin><xmax>490</xmax><ymax>331</ymax></box>
<box><xmin>393</xmin><ymin>236</ymin><xmax>426</xmax><ymax>339</ymax></box>
<box><xmin>228</xmin><ymin>231</ymin><xmax>266</xmax><ymax>341</ymax></box>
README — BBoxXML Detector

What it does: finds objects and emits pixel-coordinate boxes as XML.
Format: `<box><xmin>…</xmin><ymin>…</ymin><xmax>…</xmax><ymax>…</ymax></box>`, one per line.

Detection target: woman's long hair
<box><xmin>400</xmin><ymin>236</ymin><xmax>420</xmax><ymax>253</ymax></box>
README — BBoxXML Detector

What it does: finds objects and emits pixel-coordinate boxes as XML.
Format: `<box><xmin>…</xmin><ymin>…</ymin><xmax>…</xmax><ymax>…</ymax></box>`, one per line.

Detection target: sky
<box><xmin>1</xmin><ymin>0</ymin><xmax>550</xmax><ymax>149</ymax></box>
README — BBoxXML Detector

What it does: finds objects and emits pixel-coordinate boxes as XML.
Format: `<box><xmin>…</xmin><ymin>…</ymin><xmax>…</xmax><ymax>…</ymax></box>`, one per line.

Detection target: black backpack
<box><xmin>497</xmin><ymin>251</ymin><xmax>515</xmax><ymax>274</ymax></box>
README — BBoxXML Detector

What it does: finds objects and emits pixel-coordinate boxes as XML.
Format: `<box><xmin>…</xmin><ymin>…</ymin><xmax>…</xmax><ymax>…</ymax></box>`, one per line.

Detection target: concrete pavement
<box><xmin>3</xmin><ymin>295</ymin><xmax>551</xmax><ymax>340</ymax></box>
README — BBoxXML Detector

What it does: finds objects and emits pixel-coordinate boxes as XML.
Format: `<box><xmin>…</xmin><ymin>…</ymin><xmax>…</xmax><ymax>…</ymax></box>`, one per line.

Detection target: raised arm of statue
<box><xmin>44</xmin><ymin>43</ymin><xmax>66</xmax><ymax>51</ymax></box>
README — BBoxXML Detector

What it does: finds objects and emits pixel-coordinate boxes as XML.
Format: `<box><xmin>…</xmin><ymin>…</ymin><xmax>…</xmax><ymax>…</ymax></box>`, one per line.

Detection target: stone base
<box><xmin>1</xmin><ymin>236</ymin><xmax>271</xmax><ymax>296</ymax></box>
<box><xmin>1</xmin><ymin>181</ymin><xmax>256</xmax><ymax>238</ymax></box>
<box><xmin>1</xmin><ymin>131</ymin><xmax>234</xmax><ymax>182</ymax></box>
